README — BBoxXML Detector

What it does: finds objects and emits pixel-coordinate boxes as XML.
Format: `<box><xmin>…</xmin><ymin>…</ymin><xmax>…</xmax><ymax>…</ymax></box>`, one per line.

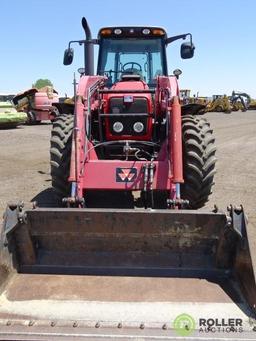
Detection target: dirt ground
<box><xmin>0</xmin><ymin>111</ymin><xmax>256</xmax><ymax>221</ymax></box>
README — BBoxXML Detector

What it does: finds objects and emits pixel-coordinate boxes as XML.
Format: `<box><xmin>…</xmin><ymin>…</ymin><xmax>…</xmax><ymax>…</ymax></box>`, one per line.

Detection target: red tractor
<box><xmin>52</xmin><ymin>18</ymin><xmax>215</xmax><ymax>210</ymax></box>
<box><xmin>1</xmin><ymin>19</ymin><xmax>255</xmax><ymax>337</ymax></box>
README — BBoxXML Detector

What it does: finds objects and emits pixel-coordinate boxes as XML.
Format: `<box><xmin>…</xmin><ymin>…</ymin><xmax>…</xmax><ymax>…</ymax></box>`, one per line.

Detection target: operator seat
<box><xmin>120</xmin><ymin>74</ymin><xmax>142</xmax><ymax>81</ymax></box>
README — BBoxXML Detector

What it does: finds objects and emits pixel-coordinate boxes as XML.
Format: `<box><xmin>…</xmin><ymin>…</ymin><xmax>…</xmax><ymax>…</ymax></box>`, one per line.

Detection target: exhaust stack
<box><xmin>82</xmin><ymin>17</ymin><xmax>94</xmax><ymax>75</ymax></box>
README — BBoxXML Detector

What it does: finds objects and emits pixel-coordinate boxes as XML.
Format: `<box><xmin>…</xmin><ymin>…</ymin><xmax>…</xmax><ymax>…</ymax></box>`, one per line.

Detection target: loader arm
<box><xmin>68</xmin><ymin>76</ymin><xmax>105</xmax><ymax>203</ymax></box>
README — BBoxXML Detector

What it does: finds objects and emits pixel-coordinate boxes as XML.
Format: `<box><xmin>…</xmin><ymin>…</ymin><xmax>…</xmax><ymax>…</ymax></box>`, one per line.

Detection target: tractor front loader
<box><xmin>0</xmin><ymin>18</ymin><xmax>255</xmax><ymax>340</ymax></box>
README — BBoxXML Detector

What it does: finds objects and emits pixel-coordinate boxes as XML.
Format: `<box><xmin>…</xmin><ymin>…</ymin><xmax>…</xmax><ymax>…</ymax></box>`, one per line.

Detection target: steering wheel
<box><xmin>121</xmin><ymin>62</ymin><xmax>142</xmax><ymax>73</ymax></box>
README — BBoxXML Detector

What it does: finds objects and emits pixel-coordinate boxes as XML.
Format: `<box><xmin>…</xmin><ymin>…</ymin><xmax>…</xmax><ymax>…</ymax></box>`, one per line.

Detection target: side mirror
<box><xmin>180</xmin><ymin>42</ymin><xmax>195</xmax><ymax>59</ymax></box>
<box><xmin>63</xmin><ymin>48</ymin><xmax>74</xmax><ymax>65</ymax></box>
<box><xmin>173</xmin><ymin>69</ymin><xmax>182</xmax><ymax>79</ymax></box>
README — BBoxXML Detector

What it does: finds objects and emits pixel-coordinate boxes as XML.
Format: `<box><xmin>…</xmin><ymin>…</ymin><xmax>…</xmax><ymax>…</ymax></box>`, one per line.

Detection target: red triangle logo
<box><xmin>116</xmin><ymin>168</ymin><xmax>137</xmax><ymax>182</ymax></box>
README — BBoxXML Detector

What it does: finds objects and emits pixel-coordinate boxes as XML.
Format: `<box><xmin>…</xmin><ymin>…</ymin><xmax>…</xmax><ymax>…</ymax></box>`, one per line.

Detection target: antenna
<box><xmin>73</xmin><ymin>72</ymin><xmax>77</xmax><ymax>102</ymax></box>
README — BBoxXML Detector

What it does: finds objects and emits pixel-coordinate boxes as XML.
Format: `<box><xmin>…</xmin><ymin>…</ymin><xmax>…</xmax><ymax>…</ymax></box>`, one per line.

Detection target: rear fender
<box><xmin>181</xmin><ymin>103</ymin><xmax>206</xmax><ymax>115</ymax></box>
<box><xmin>52</xmin><ymin>102</ymin><xmax>74</xmax><ymax>115</ymax></box>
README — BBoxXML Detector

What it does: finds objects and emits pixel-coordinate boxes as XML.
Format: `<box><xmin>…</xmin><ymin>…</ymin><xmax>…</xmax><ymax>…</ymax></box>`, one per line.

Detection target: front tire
<box><xmin>181</xmin><ymin>115</ymin><xmax>217</xmax><ymax>209</ymax></box>
<box><xmin>26</xmin><ymin>111</ymin><xmax>36</xmax><ymax>125</ymax></box>
<box><xmin>50</xmin><ymin>114</ymin><xmax>74</xmax><ymax>198</ymax></box>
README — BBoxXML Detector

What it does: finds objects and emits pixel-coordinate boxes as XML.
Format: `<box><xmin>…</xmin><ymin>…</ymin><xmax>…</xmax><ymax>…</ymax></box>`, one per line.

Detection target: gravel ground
<box><xmin>0</xmin><ymin>111</ymin><xmax>256</xmax><ymax>221</ymax></box>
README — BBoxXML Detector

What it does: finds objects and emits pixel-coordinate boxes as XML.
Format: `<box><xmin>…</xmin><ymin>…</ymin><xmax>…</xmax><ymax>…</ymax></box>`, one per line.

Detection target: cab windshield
<box><xmin>97</xmin><ymin>38</ymin><xmax>167</xmax><ymax>87</ymax></box>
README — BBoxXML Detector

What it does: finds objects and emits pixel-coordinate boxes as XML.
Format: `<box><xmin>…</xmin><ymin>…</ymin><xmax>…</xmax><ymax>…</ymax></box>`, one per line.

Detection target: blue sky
<box><xmin>1</xmin><ymin>0</ymin><xmax>255</xmax><ymax>97</ymax></box>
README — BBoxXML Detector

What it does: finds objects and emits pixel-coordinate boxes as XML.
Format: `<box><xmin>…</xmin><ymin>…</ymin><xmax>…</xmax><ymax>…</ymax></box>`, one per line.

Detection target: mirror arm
<box><xmin>68</xmin><ymin>39</ymin><xmax>99</xmax><ymax>49</ymax></box>
<box><xmin>166</xmin><ymin>33</ymin><xmax>192</xmax><ymax>45</ymax></box>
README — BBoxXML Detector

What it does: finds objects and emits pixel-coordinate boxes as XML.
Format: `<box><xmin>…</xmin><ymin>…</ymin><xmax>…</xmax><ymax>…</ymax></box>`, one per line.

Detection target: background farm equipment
<box><xmin>180</xmin><ymin>89</ymin><xmax>209</xmax><ymax>106</ymax></box>
<box><xmin>0</xmin><ymin>17</ymin><xmax>255</xmax><ymax>340</ymax></box>
<box><xmin>230</xmin><ymin>91</ymin><xmax>251</xmax><ymax>112</ymax></box>
<box><xmin>179</xmin><ymin>89</ymin><xmax>208</xmax><ymax>115</ymax></box>
<box><xmin>0</xmin><ymin>100</ymin><xmax>27</xmax><ymax>128</ymax></box>
<box><xmin>248</xmin><ymin>98</ymin><xmax>256</xmax><ymax>110</ymax></box>
<box><xmin>180</xmin><ymin>89</ymin><xmax>209</xmax><ymax>114</ymax></box>
<box><xmin>205</xmin><ymin>92</ymin><xmax>251</xmax><ymax>113</ymax></box>
<box><xmin>0</xmin><ymin>93</ymin><xmax>15</xmax><ymax>102</ymax></box>
<box><xmin>13</xmin><ymin>86</ymin><xmax>59</xmax><ymax>124</ymax></box>
<box><xmin>205</xmin><ymin>94</ymin><xmax>232</xmax><ymax>113</ymax></box>
<box><xmin>179</xmin><ymin>88</ymin><xmax>191</xmax><ymax>104</ymax></box>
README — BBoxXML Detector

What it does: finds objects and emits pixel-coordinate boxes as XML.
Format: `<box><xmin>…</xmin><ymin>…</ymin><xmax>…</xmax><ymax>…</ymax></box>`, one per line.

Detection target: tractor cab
<box><xmin>97</xmin><ymin>27</ymin><xmax>168</xmax><ymax>87</ymax></box>
<box><xmin>63</xmin><ymin>18</ymin><xmax>195</xmax><ymax>81</ymax></box>
<box><xmin>62</xmin><ymin>20</ymin><xmax>195</xmax><ymax>149</ymax></box>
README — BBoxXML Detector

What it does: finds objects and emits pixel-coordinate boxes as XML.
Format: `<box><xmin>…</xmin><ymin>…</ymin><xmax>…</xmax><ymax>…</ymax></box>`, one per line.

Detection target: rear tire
<box><xmin>26</xmin><ymin>111</ymin><xmax>36</xmax><ymax>125</ymax></box>
<box><xmin>50</xmin><ymin>114</ymin><xmax>74</xmax><ymax>198</ymax></box>
<box><xmin>181</xmin><ymin>115</ymin><xmax>217</xmax><ymax>209</ymax></box>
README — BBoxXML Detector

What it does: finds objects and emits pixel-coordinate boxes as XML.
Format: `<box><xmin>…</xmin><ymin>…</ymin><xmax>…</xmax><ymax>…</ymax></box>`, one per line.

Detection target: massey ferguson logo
<box><xmin>116</xmin><ymin>168</ymin><xmax>137</xmax><ymax>182</ymax></box>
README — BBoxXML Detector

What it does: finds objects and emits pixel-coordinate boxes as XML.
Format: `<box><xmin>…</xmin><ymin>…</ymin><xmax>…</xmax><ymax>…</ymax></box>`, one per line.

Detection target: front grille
<box><xmin>109</xmin><ymin>97</ymin><xmax>148</xmax><ymax>114</ymax></box>
<box><xmin>109</xmin><ymin>97</ymin><xmax>148</xmax><ymax>136</ymax></box>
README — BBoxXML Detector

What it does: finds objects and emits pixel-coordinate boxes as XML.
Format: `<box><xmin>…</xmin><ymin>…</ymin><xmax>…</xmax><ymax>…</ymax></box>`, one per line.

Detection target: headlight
<box><xmin>113</xmin><ymin>121</ymin><xmax>124</xmax><ymax>133</ymax></box>
<box><xmin>133</xmin><ymin>122</ymin><xmax>144</xmax><ymax>133</ymax></box>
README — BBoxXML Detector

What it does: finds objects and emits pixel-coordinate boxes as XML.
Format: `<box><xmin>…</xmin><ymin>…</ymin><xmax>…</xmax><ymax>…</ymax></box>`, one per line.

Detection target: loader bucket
<box><xmin>1</xmin><ymin>204</ymin><xmax>256</xmax><ymax>315</ymax></box>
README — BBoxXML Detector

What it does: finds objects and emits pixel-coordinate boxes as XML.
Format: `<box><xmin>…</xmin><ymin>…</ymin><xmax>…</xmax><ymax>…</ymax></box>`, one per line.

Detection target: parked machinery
<box><xmin>248</xmin><ymin>98</ymin><xmax>256</xmax><ymax>110</ymax></box>
<box><xmin>230</xmin><ymin>91</ymin><xmax>251</xmax><ymax>112</ymax></box>
<box><xmin>205</xmin><ymin>94</ymin><xmax>232</xmax><ymax>113</ymax></box>
<box><xmin>0</xmin><ymin>100</ymin><xmax>27</xmax><ymax>128</ymax></box>
<box><xmin>13</xmin><ymin>86</ymin><xmax>59</xmax><ymax>124</ymax></box>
